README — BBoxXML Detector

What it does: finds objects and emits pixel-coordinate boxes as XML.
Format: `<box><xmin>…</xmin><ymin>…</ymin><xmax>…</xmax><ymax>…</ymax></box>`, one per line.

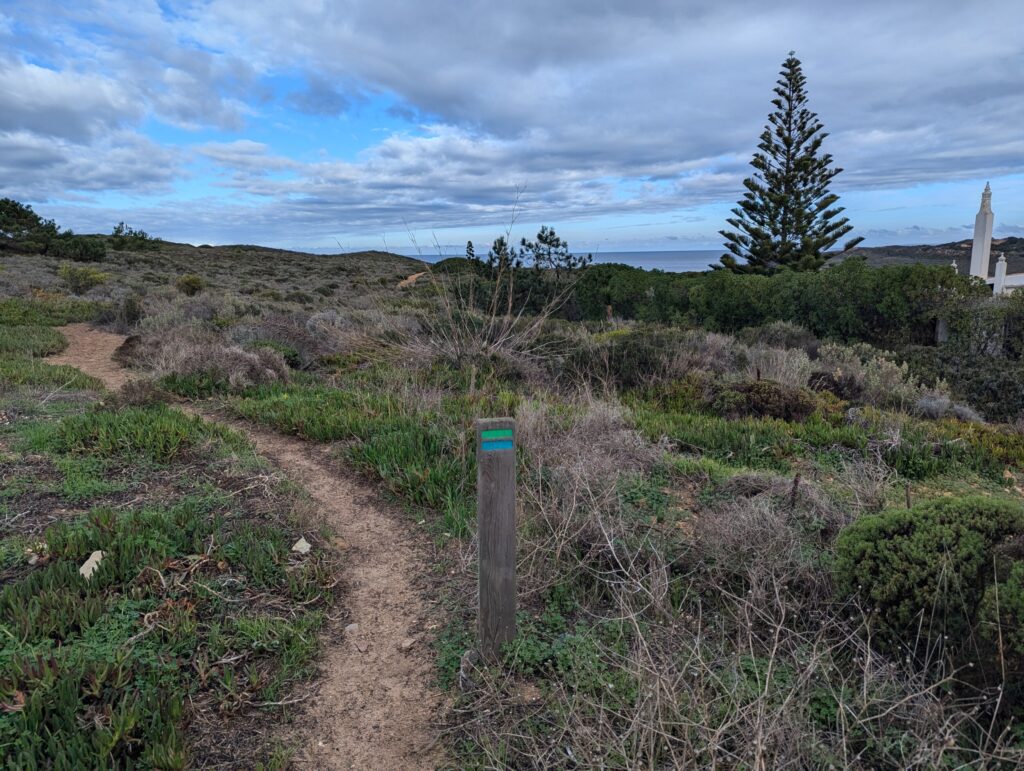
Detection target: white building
<box><xmin>969</xmin><ymin>184</ymin><xmax>1021</xmax><ymax>294</ymax></box>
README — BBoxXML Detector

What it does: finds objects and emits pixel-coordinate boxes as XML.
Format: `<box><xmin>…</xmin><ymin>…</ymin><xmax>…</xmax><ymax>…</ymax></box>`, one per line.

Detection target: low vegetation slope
<box><xmin>3</xmin><ymin>219</ymin><xmax>1024</xmax><ymax>767</ymax></box>
<box><xmin>0</xmin><ymin>296</ymin><xmax>337</xmax><ymax>767</ymax></box>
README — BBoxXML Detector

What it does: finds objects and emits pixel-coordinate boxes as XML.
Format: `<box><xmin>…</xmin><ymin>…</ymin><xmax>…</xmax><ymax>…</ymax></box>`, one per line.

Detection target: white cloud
<box><xmin>0</xmin><ymin>61</ymin><xmax>140</xmax><ymax>141</ymax></box>
<box><xmin>2</xmin><ymin>0</ymin><xmax>1023</xmax><ymax>245</ymax></box>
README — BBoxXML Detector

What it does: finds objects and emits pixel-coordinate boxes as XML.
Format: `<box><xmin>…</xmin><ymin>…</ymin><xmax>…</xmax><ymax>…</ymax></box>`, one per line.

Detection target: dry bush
<box><xmin>915</xmin><ymin>391</ymin><xmax>985</xmax><ymax>423</ymax></box>
<box><xmin>305</xmin><ymin>306</ymin><xmax>425</xmax><ymax>367</ymax></box>
<box><xmin>113</xmin><ymin>378</ymin><xmax>168</xmax><ymax>408</ymax></box>
<box><xmin>125</xmin><ymin>326</ymin><xmax>289</xmax><ymax>390</ymax></box>
<box><xmin>136</xmin><ymin>288</ymin><xmax>248</xmax><ymax>334</ymax></box>
<box><xmin>667</xmin><ymin>330</ymin><xmax>742</xmax><ymax>377</ymax></box>
<box><xmin>230</xmin><ymin>312</ymin><xmax>326</xmax><ymax>368</ymax></box>
<box><xmin>742</xmin><ymin>344</ymin><xmax>813</xmax><ymax>387</ymax></box>
<box><xmin>835</xmin><ymin>450</ymin><xmax>894</xmax><ymax>515</ymax></box>
<box><xmin>517</xmin><ymin>395</ymin><xmax>661</xmax><ymax>484</ymax></box>
<box><xmin>455</xmin><ymin>489</ymin><xmax>1017</xmax><ymax>769</ymax></box>
<box><xmin>816</xmin><ymin>342</ymin><xmax>927</xmax><ymax>410</ymax></box>
<box><xmin>512</xmin><ymin>395</ymin><xmax>665</xmax><ymax>598</ymax></box>
<box><xmin>450</xmin><ymin>411</ymin><xmax>1023</xmax><ymax>768</ymax></box>
<box><xmin>695</xmin><ymin>476</ymin><xmax>845</xmax><ymax>599</ymax></box>
<box><xmin>737</xmin><ymin>319</ymin><xmax>821</xmax><ymax>355</ymax></box>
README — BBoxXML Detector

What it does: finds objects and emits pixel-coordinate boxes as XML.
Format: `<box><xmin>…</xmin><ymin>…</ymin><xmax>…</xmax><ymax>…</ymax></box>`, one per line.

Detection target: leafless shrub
<box><xmin>742</xmin><ymin>345</ymin><xmax>813</xmax><ymax>387</ymax></box>
<box><xmin>949</xmin><ymin>403</ymin><xmax>984</xmax><ymax>423</ymax></box>
<box><xmin>453</xmin><ymin>501</ymin><xmax>1017</xmax><ymax>769</ymax></box>
<box><xmin>836</xmin><ymin>450</ymin><xmax>894</xmax><ymax>515</ymax></box>
<box><xmin>817</xmin><ymin>342</ymin><xmax>928</xmax><ymax>410</ymax></box>
<box><xmin>113</xmin><ymin>378</ymin><xmax>168</xmax><ymax>408</ymax></box>
<box><xmin>517</xmin><ymin>395</ymin><xmax>661</xmax><ymax>486</ymax></box>
<box><xmin>667</xmin><ymin>330</ymin><xmax>741</xmax><ymax>377</ymax></box>
<box><xmin>137</xmin><ymin>288</ymin><xmax>246</xmax><ymax>334</ymax></box>
<box><xmin>514</xmin><ymin>395</ymin><xmax>665</xmax><ymax>593</ymax></box>
<box><xmin>915</xmin><ymin>392</ymin><xmax>985</xmax><ymax>424</ymax></box>
<box><xmin>915</xmin><ymin>391</ymin><xmax>953</xmax><ymax>419</ymax></box>
<box><xmin>695</xmin><ymin>482</ymin><xmax>840</xmax><ymax>598</ymax></box>
<box><xmin>230</xmin><ymin>313</ymin><xmax>325</xmax><ymax>368</ymax></box>
<box><xmin>128</xmin><ymin>326</ymin><xmax>289</xmax><ymax>390</ymax></box>
<box><xmin>737</xmin><ymin>320</ymin><xmax>821</xmax><ymax>356</ymax></box>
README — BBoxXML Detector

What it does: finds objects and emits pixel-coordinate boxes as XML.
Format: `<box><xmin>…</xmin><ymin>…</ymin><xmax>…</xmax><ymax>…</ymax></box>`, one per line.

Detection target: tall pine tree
<box><xmin>718</xmin><ymin>53</ymin><xmax>862</xmax><ymax>274</ymax></box>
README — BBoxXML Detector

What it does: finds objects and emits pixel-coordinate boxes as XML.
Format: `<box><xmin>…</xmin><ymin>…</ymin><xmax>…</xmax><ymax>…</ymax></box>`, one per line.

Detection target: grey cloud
<box><xmin>5</xmin><ymin>0</ymin><xmax>1024</xmax><ymax>245</ymax></box>
<box><xmin>0</xmin><ymin>61</ymin><xmax>140</xmax><ymax>141</ymax></box>
<box><xmin>0</xmin><ymin>130</ymin><xmax>182</xmax><ymax>200</ymax></box>
<box><xmin>287</xmin><ymin>77</ymin><xmax>351</xmax><ymax>116</ymax></box>
<box><xmin>197</xmin><ymin>140</ymin><xmax>298</xmax><ymax>173</ymax></box>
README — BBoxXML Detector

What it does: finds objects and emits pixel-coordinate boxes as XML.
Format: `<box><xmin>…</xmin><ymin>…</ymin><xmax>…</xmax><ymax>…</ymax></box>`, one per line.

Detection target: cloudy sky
<box><xmin>1</xmin><ymin>0</ymin><xmax>1023</xmax><ymax>254</ymax></box>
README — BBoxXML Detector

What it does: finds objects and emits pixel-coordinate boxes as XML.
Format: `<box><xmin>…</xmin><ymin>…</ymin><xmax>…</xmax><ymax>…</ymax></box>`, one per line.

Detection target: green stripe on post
<box><xmin>481</xmin><ymin>428</ymin><xmax>513</xmax><ymax>441</ymax></box>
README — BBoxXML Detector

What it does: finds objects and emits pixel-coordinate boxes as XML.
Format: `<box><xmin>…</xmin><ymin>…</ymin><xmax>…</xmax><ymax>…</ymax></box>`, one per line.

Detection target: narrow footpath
<box><xmin>48</xmin><ymin>324</ymin><xmax>444</xmax><ymax>770</ymax></box>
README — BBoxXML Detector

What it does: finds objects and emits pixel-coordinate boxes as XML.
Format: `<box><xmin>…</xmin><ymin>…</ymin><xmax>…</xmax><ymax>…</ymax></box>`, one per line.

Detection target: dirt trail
<box><xmin>397</xmin><ymin>271</ymin><xmax>426</xmax><ymax>288</ymax></box>
<box><xmin>46</xmin><ymin>323</ymin><xmax>134</xmax><ymax>390</ymax></box>
<box><xmin>47</xmin><ymin>324</ymin><xmax>443</xmax><ymax>770</ymax></box>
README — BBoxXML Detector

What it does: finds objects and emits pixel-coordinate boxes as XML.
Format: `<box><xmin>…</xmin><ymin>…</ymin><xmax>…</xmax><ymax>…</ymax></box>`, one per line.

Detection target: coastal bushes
<box><xmin>49</xmin><ymin>234</ymin><xmax>106</xmax><ymax>262</ymax></box>
<box><xmin>175</xmin><ymin>273</ymin><xmax>206</xmax><ymax>296</ymax></box>
<box><xmin>575</xmin><ymin>258</ymin><xmax>981</xmax><ymax>347</ymax></box>
<box><xmin>834</xmin><ymin>497</ymin><xmax>1024</xmax><ymax>678</ymax></box>
<box><xmin>58</xmin><ymin>263</ymin><xmax>109</xmax><ymax>294</ymax></box>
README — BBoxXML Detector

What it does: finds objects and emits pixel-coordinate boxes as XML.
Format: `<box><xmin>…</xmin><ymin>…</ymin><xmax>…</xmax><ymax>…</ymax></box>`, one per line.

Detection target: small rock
<box><xmin>27</xmin><ymin>554</ymin><xmax>38</xmax><ymax>566</ymax></box>
<box><xmin>344</xmin><ymin>623</ymin><xmax>360</xmax><ymax>635</ymax></box>
<box><xmin>79</xmin><ymin>550</ymin><xmax>104</xmax><ymax>580</ymax></box>
<box><xmin>291</xmin><ymin>536</ymin><xmax>311</xmax><ymax>554</ymax></box>
<box><xmin>399</xmin><ymin>637</ymin><xmax>416</xmax><ymax>651</ymax></box>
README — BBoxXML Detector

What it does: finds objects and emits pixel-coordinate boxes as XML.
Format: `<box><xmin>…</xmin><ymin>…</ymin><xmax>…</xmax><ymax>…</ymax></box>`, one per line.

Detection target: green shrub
<box><xmin>175</xmin><ymin>273</ymin><xmax>206</xmax><ymax>296</ymax></box>
<box><xmin>0</xmin><ymin>296</ymin><xmax>99</xmax><ymax>326</ymax></box>
<box><xmin>248</xmin><ymin>340</ymin><xmax>301</xmax><ymax>368</ymax></box>
<box><xmin>978</xmin><ymin>558</ymin><xmax>1024</xmax><ymax>676</ymax></box>
<box><xmin>58</xmin><ymin>263</ymin><xmax>109</xmax><ymax>294</ymax></box>
<box><xmin>710</xmin><ymin>379</ymin><xmax>821</xmax><ymax>422</ymax></box>
<box><xmin>49</xmin><ymin>234</ymin><xmax>106</xmax><ymax>262</ymax></box>
<box><xmin>109</xmin><ymin>221</ymin><xmax>159</xmax><ymax>251</ymax></box>
<box><xmin>572</xmin><ymin>259</ymin><xmax>983</xmax><ymax>348</ymax></box>
<box><xmin>0</xmin><ymin>325</ymin><xmax>66</xmax><ymax>357</ymax></box>
<box><xmin>0</xmin><ymin>357</ymin><xmax>101</xmax><ymax>390</ymax></box>
<box><xmin>23</xmin><ymin>405</ymin><xmax>247</xmax><ymax>463</ymax></box>
<box><xmin>834</xmin><ymin>496</ymin><xmax>1024</xmax><ymax>654</ymax></box>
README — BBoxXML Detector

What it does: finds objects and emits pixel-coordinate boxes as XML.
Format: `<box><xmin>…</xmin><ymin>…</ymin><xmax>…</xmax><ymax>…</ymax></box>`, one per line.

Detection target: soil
<box><xmin>47</xmin><ymin>324</ymin><xmax>445</xmax><ymax>770</ymax></box>
<box><xmin>397</xmin><ymin>271</ymin><xmax>427</xmax><ymax>288</ymax></box>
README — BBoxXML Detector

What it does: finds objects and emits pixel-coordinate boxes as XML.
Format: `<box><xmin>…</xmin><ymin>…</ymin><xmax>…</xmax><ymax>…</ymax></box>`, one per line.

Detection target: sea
<box><xmin>411</xmin><ymin>249</ymin><xmax>723</xmax><ymax>273</ymax></box>
<box><xmin>585</xmin><ymin>250</ymin><xmax>722</xmax><ymax>273</ymax></box>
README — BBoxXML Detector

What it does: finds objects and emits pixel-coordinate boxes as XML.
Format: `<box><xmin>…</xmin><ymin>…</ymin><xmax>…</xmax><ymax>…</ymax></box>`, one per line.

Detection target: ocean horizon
<box><xmin>410</xmin><ymin>249</ymin><xmax>724</xmax><ymax>273</ymax></box>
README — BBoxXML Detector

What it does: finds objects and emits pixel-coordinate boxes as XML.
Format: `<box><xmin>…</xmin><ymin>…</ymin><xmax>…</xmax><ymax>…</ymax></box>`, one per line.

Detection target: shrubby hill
<box><xmin>2</xmin><ymin>208</ymin><xmax>1024</xmax><ymax>766</ymax></box>
<box><xmin>842</xmin><ymin>236</ymin><xmax>1024</xmax><ymax>275</ymax></box>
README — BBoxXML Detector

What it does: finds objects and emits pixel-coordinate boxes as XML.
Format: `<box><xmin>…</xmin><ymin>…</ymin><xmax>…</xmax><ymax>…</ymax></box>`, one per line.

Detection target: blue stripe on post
<box><xmin>481</xmin><ymin>439</ymin><xmax>513</xmax><ymax>452</ymax></box>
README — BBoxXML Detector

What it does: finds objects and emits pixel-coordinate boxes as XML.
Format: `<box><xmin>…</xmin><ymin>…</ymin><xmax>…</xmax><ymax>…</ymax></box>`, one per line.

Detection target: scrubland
<box><xmin>2</xmin><ymin>237</ymin><xmax>1024</xmax><ymax>768</ymax></box>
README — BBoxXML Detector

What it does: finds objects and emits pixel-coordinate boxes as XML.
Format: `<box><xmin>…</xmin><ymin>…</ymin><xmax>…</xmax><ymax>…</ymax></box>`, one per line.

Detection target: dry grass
<box><xmin>446</xmin><ymin>394</ymin><xmax>1022</xmax><ymax>768</ymax></box>
<box><xmin>126</xmin><ymin>326</ymin><xmax>290</xmax><ymax>390</ymax></box>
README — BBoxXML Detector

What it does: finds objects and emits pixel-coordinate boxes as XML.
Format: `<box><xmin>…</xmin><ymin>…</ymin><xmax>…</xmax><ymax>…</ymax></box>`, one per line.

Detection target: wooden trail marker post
<box><xmin>476</xmin><ymin>417</ymin><xmax>517</xmax><ymax>662</ymax></box>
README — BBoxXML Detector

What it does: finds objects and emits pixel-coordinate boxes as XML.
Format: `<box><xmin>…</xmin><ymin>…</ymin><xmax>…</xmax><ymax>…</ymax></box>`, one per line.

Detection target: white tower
<box><xmin>969</xmin><ymin>183</ymin><xmax>994</xmax><ymax>278</ymax></box>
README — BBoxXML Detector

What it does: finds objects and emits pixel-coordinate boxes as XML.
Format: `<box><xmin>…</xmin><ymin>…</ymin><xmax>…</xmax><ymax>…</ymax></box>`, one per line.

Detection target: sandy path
<box><xmin>47</xmin><ymin>324</ymin><xmax>443</xmax><ymax>770</ymax></box>
<box><xmin>397</xmin><ymin>271</ymin><xmax>426</xmax><ymax>288</ymax></box>
<box><xmin>46</xmin><ymin>323</ymin><xmax>134</xmax><ymax>390</ymax></box>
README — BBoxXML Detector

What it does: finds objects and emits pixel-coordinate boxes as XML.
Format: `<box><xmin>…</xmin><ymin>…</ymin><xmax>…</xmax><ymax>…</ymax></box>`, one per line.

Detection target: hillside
<box><xmin>0</xmin><ymin>239</ymin><xmax>426</xmax><ymax>310</ymax></box>
<box><xmin>2</xmin><ymin>233</ymin><xmax>1024</xmax><ymax>766</ymax></box>
<box><xmin>838</xmin><ymin>236</ymin><xmax>1024</xmax><ymax>275</ymax></box>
